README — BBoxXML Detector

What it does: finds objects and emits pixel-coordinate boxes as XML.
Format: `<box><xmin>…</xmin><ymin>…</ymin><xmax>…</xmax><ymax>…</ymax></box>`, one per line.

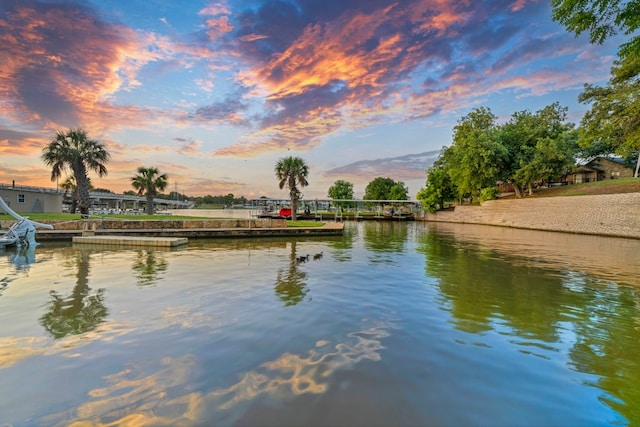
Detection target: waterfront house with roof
<box><xmin>564</xmin><ymin>157</ymin><xmax>635</xmax><ymax>184</ymax></box>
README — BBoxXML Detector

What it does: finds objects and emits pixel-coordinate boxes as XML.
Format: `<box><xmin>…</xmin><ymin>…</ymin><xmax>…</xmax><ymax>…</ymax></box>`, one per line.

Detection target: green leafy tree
<box><xmin>447</xmin><ymin>107</ymin><xmax>508</xmax><ymax>200</ymax></box>
<box><xmin>578</xmin><ymin>59</ymin><xmax>640</xmax><ymax>177</ymax></box>
<box><xmin>275</xmin><ymin>156</ymin><xmax>309</xmax><ymax>221</ymax></box>
<box><xmin>552</xmin><ymin>1</ymin><xmax>639</xmax><ymax>176</ymax></box>
<box><xmin>389</xmin><ymin>182</ymin><xmax>409</xmax><ymax>200</ymax></box>
<box><xmin>131</xmin><ymin>166</ymin><xmax>169</xmax><ymax>215</ymax></box>
<box><xmin>514</xmin><ymin>136</ymin><xmax>578</xmax><ymax>194</ymax></box>
<box><xmin>223</xmin><ymin>193</ymin><xmax>234</xmax><ymax>207</ymax></box>
<box><xmin>364</xmin><ymin>177</ymin><xmax>405</xmax><ymax>200</ymax></box>
<box><xmin>499</xmin><ymin>103</ymin><xmax>578</xmax><ymax>195</ymax></box>
<box><xmin>42</xmin><ymin>128</ymin><xmax>110</xmax><ymax>216</ymax></box>
<box><xmin>551</xmin><ymin>0</ymin><xmax>640</xmax><ymax>61</ymax></box>
<box><xmin>327</xmin><ymin>180</ymin><xmax>354</xmax><ymax>209</ymax></box>
<box><xmin>417</xmin><ymin>154</ymin><xmax>457</xmax><ymax>212</ymax></box>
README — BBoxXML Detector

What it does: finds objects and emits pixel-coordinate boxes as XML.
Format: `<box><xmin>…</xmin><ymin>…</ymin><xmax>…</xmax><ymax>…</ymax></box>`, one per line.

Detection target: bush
<box><xmin>479</xmin><ymin>187</ymin><xmax>498</xmax><ymax>203</ymax></box>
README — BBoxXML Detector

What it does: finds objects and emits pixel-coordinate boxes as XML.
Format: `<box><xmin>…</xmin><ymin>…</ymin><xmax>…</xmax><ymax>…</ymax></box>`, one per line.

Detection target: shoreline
<box><xmin>418</xmin><ymin>192</ymin><xmax>640</xmax><ymax>240</ymax></box>
<box><xmin>3</xmin><ymin>192</ymin><xmax>639</xmax><ymax>241</ymax></box>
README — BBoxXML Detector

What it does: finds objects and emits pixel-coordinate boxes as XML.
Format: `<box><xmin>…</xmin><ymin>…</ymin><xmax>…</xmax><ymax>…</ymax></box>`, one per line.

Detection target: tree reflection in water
<box><xmin>419</xmin><ymin>231</ymin><xmax>572</xmax><ymax>339</ymax></box>
<box><xmin>363</xmin><ymin>221</ymin><xmax>408</xmax><ymax>253</ymax></box>
<box><xmin>567</xmin><ymin>285</ymin><xmax>640</xmax><ymax>425</ymax></box>
<box><xmin>131</xmin><ymin>249</ymin><xmax>168</xmax><ymax>286</ymax></box>
<box><xmin>274</xmin><ymin>241</ymin><xmax>308</xmax><ymax>306</ymax></box>
<box><xmin>418</xmin><ymin>228</ymin><xmax>640</xmax><ymax>425</ymax></box>
<box><xmin>40</xmin><ymin>250</ymin><xmax>108</xmax><ymax>339</ymax></box>
<box><xmin>326</xmin><ymin>224</ymin><xmax>354</xmax><ymax>262</ymax></box>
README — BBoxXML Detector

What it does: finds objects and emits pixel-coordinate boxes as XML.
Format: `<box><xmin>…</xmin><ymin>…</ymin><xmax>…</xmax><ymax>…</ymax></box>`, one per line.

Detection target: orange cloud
<box><xmin>0</xmin><ymin>2</ymin><xmax>198</xmax><ymax>137</ymax></box>
<box><xmin>205</xmin><ymin>16</ymin><xmax>233</xmax><ymax>40</ymax></box>
<box><xmin>199</xmin><ymin>3</ymin><xmax>230</xmax><ymax>17</ymax></box>
<box><xmin>0</xmin><ymin>132</ymin><xmax>45</xmax><ymax>156</ymax></box>
<box><xmin>218</xmin><ymin>2</ymin><xmax>475</xmax><ymax>156</ymax></box>
<box><xmin>214</xmin><ymin>107</ymin><xmax>342</xmax><ymax>156</ymax></box>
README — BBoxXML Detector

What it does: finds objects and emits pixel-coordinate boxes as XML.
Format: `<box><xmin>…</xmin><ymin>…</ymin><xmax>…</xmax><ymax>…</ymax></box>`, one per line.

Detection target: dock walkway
<box><xmin>72</xmin><ymin>235</ymin><xmax>188</xmax><ymax>247</ymax></box>
<box><xmin>35</xmin><ymin>223</ymin><xmax>344</xmax><ymax>241</ymax></box>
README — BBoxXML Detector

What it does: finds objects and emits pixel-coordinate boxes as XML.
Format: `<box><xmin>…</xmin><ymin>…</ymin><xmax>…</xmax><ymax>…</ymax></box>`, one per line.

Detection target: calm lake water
<box><xmin>1</xmin><ymin>221</ymin><xmax>639</xmax><ymax>426</ymax></box>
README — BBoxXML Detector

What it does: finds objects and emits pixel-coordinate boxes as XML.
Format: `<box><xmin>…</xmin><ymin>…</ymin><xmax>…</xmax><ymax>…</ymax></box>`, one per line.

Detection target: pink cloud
<box><xmin>218</xmin><ymin>2</ymin><xmax>475</xmax><ymax>155</ymax></box>
<box><xmin>0</xmin><ymin>1</ymin><xmax>197</xmax><ymax>136</ymax></box>
<box><xmin>239</xmin><ymin>34</ymin><xmax>270</xmax><ymax>42</ymax></box>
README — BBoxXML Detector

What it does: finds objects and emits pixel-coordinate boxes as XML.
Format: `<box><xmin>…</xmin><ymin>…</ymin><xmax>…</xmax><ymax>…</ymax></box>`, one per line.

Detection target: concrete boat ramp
<box><xmin>73</xmin><ymin>235</ymin><xmax>188</xmax><ymax>247</ymax></box>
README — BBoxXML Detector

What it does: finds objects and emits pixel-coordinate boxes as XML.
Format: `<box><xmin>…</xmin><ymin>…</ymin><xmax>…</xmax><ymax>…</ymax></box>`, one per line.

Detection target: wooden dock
<box><xmin>72</xmin><ymin>235</ymin><xmax>188</xmax><ymax>247</ymax></box>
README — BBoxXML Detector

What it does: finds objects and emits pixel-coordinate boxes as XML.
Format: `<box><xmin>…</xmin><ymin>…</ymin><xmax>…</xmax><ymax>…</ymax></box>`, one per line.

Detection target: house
<box><xmin>564</xmin><ymin>157</ymin><xmax>635</xmax><ymax>184</ymax></box>
<box><xmin>0</xmin><ymin>183</ymin><xmax>63</xmax><ymax>213</ymax></box>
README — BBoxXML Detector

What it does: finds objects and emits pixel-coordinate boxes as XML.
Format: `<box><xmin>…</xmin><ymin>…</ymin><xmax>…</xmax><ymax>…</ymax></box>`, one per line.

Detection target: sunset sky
<box><xmin>0</xmin><ymin>0</ymin><xmax>622</xmax><ymax>199</ymax></box>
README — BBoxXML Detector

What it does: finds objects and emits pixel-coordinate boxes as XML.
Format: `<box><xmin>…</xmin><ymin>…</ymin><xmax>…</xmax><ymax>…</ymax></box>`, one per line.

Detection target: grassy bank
<box><xmin>286</xmin><ymin>220</ymin><xmax>324</xmax><ymax>227</ymax></box>
<box><xmin>532</xmin><ymin>177</ymin><xmax>640</xmax><ymax>198</ymax></box>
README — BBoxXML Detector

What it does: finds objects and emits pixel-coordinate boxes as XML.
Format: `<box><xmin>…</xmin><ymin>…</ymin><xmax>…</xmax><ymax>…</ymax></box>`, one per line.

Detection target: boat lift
<box><xmin>0</xmin><ymin>197</ymin><xmax>54</xmax><ymax>248</ymax></box>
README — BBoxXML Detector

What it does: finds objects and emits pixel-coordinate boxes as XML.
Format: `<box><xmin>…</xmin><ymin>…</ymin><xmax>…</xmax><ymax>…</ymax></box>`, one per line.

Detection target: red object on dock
<box><xmin>278</xmin><ymin>208</ymin><xmax>292</xmax><ymax>218</ymax></box>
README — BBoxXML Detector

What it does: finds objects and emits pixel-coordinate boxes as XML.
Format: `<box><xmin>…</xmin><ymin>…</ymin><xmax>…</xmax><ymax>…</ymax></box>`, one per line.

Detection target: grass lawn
<box><xmin>191</xmin><ymin>204</ymin><xmax>226</xmax><ymax>209</ymax></box>
<box><xmin>286</xmin><ymin>220</ymin><xmax>325</xmax><ymax>227</ymax></box>
<box><xmin>532</xmin><ymin>177</ymin><xmax>640</xmax><ymax>198</ymax></box>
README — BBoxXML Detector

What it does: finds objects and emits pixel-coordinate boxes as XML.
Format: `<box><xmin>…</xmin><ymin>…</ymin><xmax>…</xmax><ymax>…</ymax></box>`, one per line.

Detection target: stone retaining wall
<box><xmin>417</xmin><ymin>193</ymin><xmax>640</xmax><ymax>239</ymax></box>
<box><xmin>1</xmin><ymin>218</ymin><xmax>287</xmax><ymax>230</ymax></box>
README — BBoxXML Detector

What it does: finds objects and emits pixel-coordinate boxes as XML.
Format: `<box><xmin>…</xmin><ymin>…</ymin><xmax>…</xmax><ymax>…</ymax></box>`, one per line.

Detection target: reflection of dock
<box><xmin>73</xmin><ymin>235</ymin><xmax>188</xmax><ymax>247</ymax></box>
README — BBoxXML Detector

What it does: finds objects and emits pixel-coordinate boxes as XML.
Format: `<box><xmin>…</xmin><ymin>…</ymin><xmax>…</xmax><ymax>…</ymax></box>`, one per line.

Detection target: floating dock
<box><xmin>72</xmin><ymin>235</ymin><xmax>188</xmax><ymax>247</ymax></box>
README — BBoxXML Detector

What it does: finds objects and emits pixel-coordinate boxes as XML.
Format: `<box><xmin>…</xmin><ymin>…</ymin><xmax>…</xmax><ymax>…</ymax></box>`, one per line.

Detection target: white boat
<box><xmin>0</xmin><ymin>218</ymin><xmax>30</xmax><ymax>248</ymax></box>
<box><xmin>0</xmin><ymin>198</ymin><xmax>54</xmax><ymax>248</ymax></box>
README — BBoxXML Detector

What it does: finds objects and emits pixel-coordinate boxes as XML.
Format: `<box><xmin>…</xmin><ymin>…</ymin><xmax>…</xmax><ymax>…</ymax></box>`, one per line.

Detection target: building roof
<box><xmin>585</xmin><ymin>156</ymin><xmax>628</xmax><ymax>167</ymax></box>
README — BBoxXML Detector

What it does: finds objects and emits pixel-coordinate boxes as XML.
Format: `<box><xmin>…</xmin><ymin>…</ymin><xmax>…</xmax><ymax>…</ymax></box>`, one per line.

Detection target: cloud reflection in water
<box><xmin>49</xmin><ymin>321</ymin><xmax>392</xmax><ymax>426</ymax></box>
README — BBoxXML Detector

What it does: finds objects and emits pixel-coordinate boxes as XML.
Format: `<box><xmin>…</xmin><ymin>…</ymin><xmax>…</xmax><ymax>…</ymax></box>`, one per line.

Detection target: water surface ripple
<box><xmin>0</xmin><ymin>222</ymin><xmax>639</xmax><ymax>426</ymax></box>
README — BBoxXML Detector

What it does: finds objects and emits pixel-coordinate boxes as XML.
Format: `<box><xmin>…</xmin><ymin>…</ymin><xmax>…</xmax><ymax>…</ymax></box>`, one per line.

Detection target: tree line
<box><xmin>40</xmin><ymin>130</ymin><xmax>408</xmax><ymax>221</ymax></box>
<box><xmin>42</xmin><ymin>128</ymin><xmax>168</xmax><ymax>216</ymax></box>
<box><xmin>416</xmin><ymin>103</ymin><xmax>581</xmax><ymax>212</ymax></box>
<box><xmin>417</xmin><ymin>0</ymin><xmax>639</xmax><ymax>212</ymax></box>
<box><xmin>193</xmin><ymin>194</ymin><xmax>248</xmax><ymax>207</ymax></box>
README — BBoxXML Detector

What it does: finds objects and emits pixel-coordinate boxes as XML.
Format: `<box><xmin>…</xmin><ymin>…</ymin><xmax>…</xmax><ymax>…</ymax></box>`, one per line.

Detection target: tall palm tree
<box><xmin>275</xmin><ymin>156</ymin><xmax>309</xmax><ymax>222</ymax></box>
<box><xmin>42</xmin><ymin>128</ymin><xmax>110</xmax><ymax>216</ymax></box>
<box><xmin>131</xmin><ymin>166</ymin><xmax>168</xmax><ymax>215</ymax></box>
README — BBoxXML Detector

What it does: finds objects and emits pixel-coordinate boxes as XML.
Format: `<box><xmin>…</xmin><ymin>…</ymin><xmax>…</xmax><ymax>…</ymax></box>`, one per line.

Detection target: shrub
<box><xmin>479</xmin><ymin>187</ymin><xmax>498</xmax><ymax>203</ymax></box>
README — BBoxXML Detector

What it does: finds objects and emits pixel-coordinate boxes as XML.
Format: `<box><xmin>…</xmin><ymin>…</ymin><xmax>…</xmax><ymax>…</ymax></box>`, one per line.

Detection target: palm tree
<box><xmin>131</xmin><ymin>166</ymin><xmax>168</xmax><ymax>215</ymax></box>
<box><xmin>42</xmin><ymin>128</ymin><xmax>110</xmax><ymax>216</ymax></box>
<box><xmin>59</xmin><ymin>175</ymin><xmax>93</xmax><ymax>214</ymax></box>
<box><xmin>274</xmin><ymin>156</ymin><xmax>309</xmax><ymax>221</ymax></box>
<box><xmin>59</xmin><ymin>176</ymin><xmax>78</xmax><ymax>213</ymax></box>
